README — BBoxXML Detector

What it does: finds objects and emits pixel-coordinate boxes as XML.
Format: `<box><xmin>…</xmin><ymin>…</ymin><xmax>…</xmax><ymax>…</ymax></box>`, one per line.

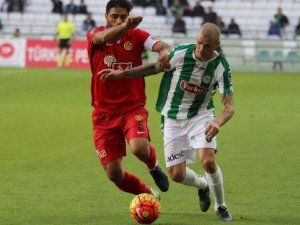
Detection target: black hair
<box><xmin>106</xmin><ymin>0</ymin><xmax>133</xmax><ymax>14</ymax></box>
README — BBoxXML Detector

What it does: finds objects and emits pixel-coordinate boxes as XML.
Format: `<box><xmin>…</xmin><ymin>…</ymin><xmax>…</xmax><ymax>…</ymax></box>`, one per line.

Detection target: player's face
<box><xmin>106</xmin><ymin>7</ymin><xmax>129</xmax><ymax>27</ymax></box>
<box><xmin>195</xmin><ymin>32</ymin><xmax>219</xmax><ymax>61</ymax></box>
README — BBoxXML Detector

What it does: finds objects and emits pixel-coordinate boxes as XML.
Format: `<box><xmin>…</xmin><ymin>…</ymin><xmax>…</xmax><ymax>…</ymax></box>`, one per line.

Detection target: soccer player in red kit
<box><xmin>86</xmin><ymin>0</ymin><xmax>170</xmax><ymax>198</ymax></box>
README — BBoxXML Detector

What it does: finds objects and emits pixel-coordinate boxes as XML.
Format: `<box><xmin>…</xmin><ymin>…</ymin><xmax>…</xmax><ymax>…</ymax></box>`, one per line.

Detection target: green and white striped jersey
<box><xmin>156</xmin><ymin>43</ymin><xmax>233</xmax><ymax>120</ymax></box>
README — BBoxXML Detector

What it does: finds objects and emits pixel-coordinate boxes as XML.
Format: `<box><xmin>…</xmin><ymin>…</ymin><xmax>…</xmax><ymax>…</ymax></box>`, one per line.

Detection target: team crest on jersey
<box><xmin>202</xmin><ymin>75</ymin><xmax>211</xmax><ymax>84</ymax></box>
<box><xmin>180</xmin><ymin>80</ymin><xmax>207</xmax><ymax>94</ymax></box>
<box><xmin>124</xmin><ymin>41</ymin><xmax>133</xmax><ymax>50</ymax></box>
<box><xmin>104</xmin><ymin>55</ymin><xmax>117</xmax><ymax>67</ymax></box>
<box><xmin>135</xmin><ymin>115</ymin><xmax>144</xmax><ymax>121</ymax></box>
<box><xmin>89</xmin><ymin>27</ymin><xmax>97</xmax><ymax>35</ymax></box>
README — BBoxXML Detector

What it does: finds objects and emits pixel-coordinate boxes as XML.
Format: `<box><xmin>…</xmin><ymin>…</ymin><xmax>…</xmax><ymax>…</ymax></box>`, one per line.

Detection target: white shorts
<box><xmin>163</xmin><ymin>110</ymin><xmax>217</xmax><ymax>168</ymax></box>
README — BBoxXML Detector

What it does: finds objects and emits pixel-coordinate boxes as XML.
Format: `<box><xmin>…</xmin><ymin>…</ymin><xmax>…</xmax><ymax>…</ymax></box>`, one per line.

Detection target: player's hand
<box><xmin>157</xmin><ymin>48</ymin><xmax>171</xmax><ymax>69</ymax></box>
<box><xmin>124</xmin><ymin>15</ymin><xmax>143</xmax><ymax>30</ymax></box>
<box><xmin>205</xmin><ymin>120</ymin><xmax>220</xmax><ymax>142</ymax></box>
<box><xmin>98</xmin><ymin>69</ymin><xmax>124</xmax><ymax>80</ymax></box>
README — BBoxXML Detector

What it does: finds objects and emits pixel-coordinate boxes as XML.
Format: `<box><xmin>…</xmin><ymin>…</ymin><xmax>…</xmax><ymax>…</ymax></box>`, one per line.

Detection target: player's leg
<box><xmin>199</xmin><ymin>148</ymin><xmax>232</xmax><ymax>221</ymax></box>
<box><xmin>125</xmin><ymin>108</ymin><xmax>169</xmax><ymax>192</ymax></box>
<box><xmin>64</xmin><ymin>39</ymin><xmax>71</xmax><ymax>67</ymax></box>
<box><xmin>57</xmin><ymin>41</ymin><xmax>63</xmax><ymax>68</ymax></box>
<box><xmin>167</xmin><ymin>162</ymin><xmax>207</xmax><ymax>189</ymax></box>
<box><xmin>103</xmin><ymin>158</ymin><xmax>153</xmax><ymax>195</ymax></box>
<box><xmin>163</xmin><ymin>116</ymin><xmax>210</xmax><ymax>211</ymax></box>
<box><xmin>92</xmin><ymin>110</ymin><xmax>153</xmax><ymax>195</ymax></box>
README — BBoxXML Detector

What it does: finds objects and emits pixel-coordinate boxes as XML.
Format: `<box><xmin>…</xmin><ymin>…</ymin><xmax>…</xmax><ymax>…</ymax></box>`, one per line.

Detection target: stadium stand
<box><xmin>0</xmin><ymin>0</ymin><xmax>299</xmax><ymax>72</ymax></box>
<box><xmin>0</xmin><ymin>0</ymin><xmax>299</xmax><ymax>40</ymax></box>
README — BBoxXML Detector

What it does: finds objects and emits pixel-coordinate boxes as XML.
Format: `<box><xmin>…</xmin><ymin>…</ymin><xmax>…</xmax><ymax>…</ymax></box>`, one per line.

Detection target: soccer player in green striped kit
<box><xmin>100</xmin><ymin>23</ymin><xmax>235</xmax><ymax>222</ymax></box>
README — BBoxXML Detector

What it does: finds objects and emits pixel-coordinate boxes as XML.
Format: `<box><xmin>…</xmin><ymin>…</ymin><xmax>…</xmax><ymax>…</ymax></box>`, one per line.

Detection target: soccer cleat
<box><xmin>216</xmin><ymin>206</ymin><xmax>233</xmax><ymax>222</ymax></box>
<box><xmin>150</xmin><ymin>188</ymin><xmax>161</xmax><ymax>201</ymax></box>
<box><xmin>198</xmin><ymin>187</ymin><xmax>211</xmax><ymax>212</ymax></box>
<box><xmin>149</xmin><ymin>165</ymin><xmax>169</xmax><ymax>192</ymax></box>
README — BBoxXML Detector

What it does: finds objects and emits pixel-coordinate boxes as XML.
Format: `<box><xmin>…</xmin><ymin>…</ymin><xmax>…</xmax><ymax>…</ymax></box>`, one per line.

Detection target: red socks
<box><xmin>142</xmin><ymin>144</ymin><xmax>157</xmax><ymax>170</ymax></box>
<box><xmin>116</xmin><ymin>172</ymin><xmax>151</xmax><ymax>195</ymax></box>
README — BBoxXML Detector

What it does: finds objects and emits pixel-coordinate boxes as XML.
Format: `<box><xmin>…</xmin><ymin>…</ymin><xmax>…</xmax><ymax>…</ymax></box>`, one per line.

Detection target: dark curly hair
<box><xmin>106</xmin><ymin>0</ymin><xmax>133</xmax><ymax>14</ymax></box>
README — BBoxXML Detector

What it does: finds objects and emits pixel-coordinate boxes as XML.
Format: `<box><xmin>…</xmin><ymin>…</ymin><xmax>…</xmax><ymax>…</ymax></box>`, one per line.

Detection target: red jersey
<box><xmin>87</xmin><ymin>26</ymin><xmax>155</xmax><ymax>113</ymax></box>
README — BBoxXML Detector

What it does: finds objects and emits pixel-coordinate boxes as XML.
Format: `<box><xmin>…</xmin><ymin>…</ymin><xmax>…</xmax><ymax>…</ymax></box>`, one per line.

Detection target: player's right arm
<box><xmin>99</xmin><ymin>63</ymin><xmax>164</xmax><ymax>80</ymax></box>
<box><xmin>92</xmin><ymin>15</ymin><xmax>143</xmax><ymax>45</ymax></box>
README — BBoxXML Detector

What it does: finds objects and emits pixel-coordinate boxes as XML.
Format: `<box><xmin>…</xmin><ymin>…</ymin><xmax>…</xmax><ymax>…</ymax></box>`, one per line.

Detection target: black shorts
<box><xmin>59</xmin><ymin>39</ymin><xmax>71</xmax><ymax>48</ymax></box>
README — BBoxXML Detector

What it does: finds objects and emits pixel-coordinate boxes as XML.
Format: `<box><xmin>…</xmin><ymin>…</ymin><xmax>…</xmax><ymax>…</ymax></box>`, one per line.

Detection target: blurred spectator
<box><xmin>77</xmin><ymin>0</ymin><xmax>87</xmax><ymax>14</ymax></box>
<box><xmin>268</xmin><ymin>19</ymin><xmax>281</xmax><ymax>37</ymax></box>
<box><xmin>12</xmin><ymin>28</ymin><xmax>20</xmax><ymax>38</ymax></box>
<box><xmin>227</xmin><ymin>18</ymin><xmax>241</xmax><ymax>37</ymax></box>
<box><xmin>274</xmin><ymin>7</ymin><xmax>289</xmax><ymax>28</ymax></box>
<box><xmin>132</xmin><ymin>0</ymin><xmax>142</xmax><ymax>6</ymax></box>
<box><xmin>171</xmin><ymin>0</ymin><xmax>183</xmax><ymax>16</ymax></box>
<box><xmin>82</xmin><ymin>13</ymin><xmax>96</xmax><ymax>33</ymax></box>
<box><xmin>51</xmin><ymin>0</ymin><xmax>63</xmax><ymax>14</ymax></box>
<box><xmin>193</xmin><ymin>0</ymin><xmax>205</xmax><ymax>18</ymax></box>
<box><xmin>155</xmin><ymin>0</ymin><xmax>167</xmax><ymax>16</ymax></box>
<box><xmin>172</xmin><ymin>13</ymin><xmax>186</xmax><ymax>35</ymax></box>
<box><xmin>181</xmin><ymin>0</ymin><xmax>193</xmax><ymax>17</ymax></box>
<box><xmin>1</xmin><ymin>0</ymin><xmax>12</xmax><ymax>12</ymax></box>
<box><xmin>9</xmin><ymin>0</ymin><xmax>25</xmax><ymax>13</ymax></box>
<box><xmin>64</xmin><ymin>0</ymin><xmax>77</xmax><ymax>15</ymax></box>
<box><xmin>133</xmin><ymin>0</ymin><xmax>155</xmax><ymax>7</ymax></box>
<box><xmin>216</xmin><ymin>16</ymin><xmax>227</xmax><ymax>35</ymax></box>
<box><xmin>0</xmin><ymin>19</ymin><xmax>2</xmax><ymax>31</ymax></box>
<box><xmin>295</xmin><ymin>18</ymin><xmax>300</xmax><ymax>37</ymax></box>
<box><xmin>204</xmin><ymin>6</ymin><xmax>217</xmax><ymax>24</ymax></box>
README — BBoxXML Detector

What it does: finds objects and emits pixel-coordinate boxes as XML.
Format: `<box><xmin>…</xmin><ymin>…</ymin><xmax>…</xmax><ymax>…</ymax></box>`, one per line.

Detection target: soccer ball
<box><xmin>129</xmin><ymin>193</ymin><xmax>161</xmax><ymax>224</ymax></box>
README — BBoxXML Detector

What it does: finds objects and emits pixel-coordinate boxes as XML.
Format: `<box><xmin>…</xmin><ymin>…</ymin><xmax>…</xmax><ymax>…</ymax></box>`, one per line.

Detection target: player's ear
<box><xmin>216</xmin><ymin>40</ymin><xmax>220</xmax><ymax>48</ymax></box>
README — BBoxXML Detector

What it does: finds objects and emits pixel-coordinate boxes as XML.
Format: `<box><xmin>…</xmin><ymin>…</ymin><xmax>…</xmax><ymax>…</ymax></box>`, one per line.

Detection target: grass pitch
<box><xmin>0</xmin><ymin>68</ymin><xmax>300</xmax><ymax>225</ymax></box>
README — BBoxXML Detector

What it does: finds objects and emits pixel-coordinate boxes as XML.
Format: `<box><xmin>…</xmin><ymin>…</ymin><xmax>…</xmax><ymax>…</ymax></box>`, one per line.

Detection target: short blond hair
<box><xmin>198</xmin><ymin>22</ymin><xmax>220</xmax><ymax>42</ymax></box>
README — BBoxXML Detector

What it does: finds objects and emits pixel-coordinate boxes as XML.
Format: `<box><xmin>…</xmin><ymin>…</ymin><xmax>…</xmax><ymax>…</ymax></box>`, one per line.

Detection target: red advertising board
<box><xmin>26</xmin><ymin>39</ymin><xmax>90</xmax><ymax>69</ymax></box>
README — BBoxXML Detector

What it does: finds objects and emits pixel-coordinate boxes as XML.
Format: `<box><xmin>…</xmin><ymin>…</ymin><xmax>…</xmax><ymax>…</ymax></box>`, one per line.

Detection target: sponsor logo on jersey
<box><xmin>202</xmin><ymin>75</ymin><xmax>211</xmax><ymax>84</ymax></box>
<box><xmin>112</xmin><ymin>62</ymin><xmax>132</xmax><ymax>71</ymax></box>
<box><xmin>104</xmin><ymin>55</ymin><xmax>117</xmax><ymax>67</ymax></box>
<box><xmin>124</xmin><ymin>41</ymin><xmax>133</xmax><ymax>50</ymax></box>
<box><xmin>167</xmin><ymin>152</ymin><xmax>184</xmax><ymax>162</ymax></box>
<box><xmin>97</xmin><ymin>149</ymin><xmax>107</xmax><ymax>158</ymax></box>
<box><xmin>180</xmin><ymin>80</ymin><xmax>207</xmax><ymax>94</ymax></box>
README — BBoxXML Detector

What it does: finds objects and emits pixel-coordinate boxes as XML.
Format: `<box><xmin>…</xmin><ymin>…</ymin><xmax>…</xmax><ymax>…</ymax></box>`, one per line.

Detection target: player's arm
<box><xmin>152</xmin><ymin>41</ymin><xmax>172</xmax><ymax>69</ymax></box>
<box><xmin>99</xmin><ymin>63</ymin><xmax>164</xmax><ymax>80</ymax></box>
<box><xmin>205</xmin><ymin>93</ymin><xmax>235</xmax><ymax>142</ymax></box>
<box><xmin>93</xmin><ymin>15</ymin><xmax>143</xmax><ymax>45</ymax></box>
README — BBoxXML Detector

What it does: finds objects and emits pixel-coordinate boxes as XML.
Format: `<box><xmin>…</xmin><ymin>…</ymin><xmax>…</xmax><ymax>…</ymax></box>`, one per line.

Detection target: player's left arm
<box><xmin>99</xmin><ymin>63</ymin><xmax>164</xmax><ymax>80</ymax></box>
<box><xmin>152</xmin><ymin>40</ymin><xmax>172</xmax><ymax>69</ymax></box>
<box><xmin>205</xmin><ymin>93</ymin><xmax>235</xmax><ymax>142</ymax></box>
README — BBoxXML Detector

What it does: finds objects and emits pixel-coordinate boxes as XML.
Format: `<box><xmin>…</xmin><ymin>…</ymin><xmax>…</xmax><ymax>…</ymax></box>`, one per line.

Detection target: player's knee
<box><xmin>167</xmin><ymin>168</ymin><xmax>185</xmax><ymax>183</ymax></box>
<box><xmin>106</xmin><ymin>170</ymin><xmax>123</xmax><ymax>184</ymax></box>
<box><xmin>201</xmin><ymin>158</ymin><xmax>217</xmax><ymax>174</ymax></box>
<box><xmin>131</xmin><ymin>143</ymin><xmax>149</xmax><ymax>159</ymax></box>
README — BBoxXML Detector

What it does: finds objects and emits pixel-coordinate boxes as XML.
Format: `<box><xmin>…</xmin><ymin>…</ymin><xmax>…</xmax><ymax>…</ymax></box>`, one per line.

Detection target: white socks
<box><xmin>181</xmin><ymin>167</ymin><xmax>207</xmax><ymax>189</ymax></box>
<box><xmin>205</xmin><ymin>167</ymin><xmax>226</xmax><ymax>211</ymax></box>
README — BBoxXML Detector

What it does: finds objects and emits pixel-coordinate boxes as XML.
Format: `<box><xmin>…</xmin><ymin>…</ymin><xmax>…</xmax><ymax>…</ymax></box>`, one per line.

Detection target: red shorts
<box><xmin>92</xmin><ymin>107</ymin><xmax>150</xmax><ymax>165</ymax></box>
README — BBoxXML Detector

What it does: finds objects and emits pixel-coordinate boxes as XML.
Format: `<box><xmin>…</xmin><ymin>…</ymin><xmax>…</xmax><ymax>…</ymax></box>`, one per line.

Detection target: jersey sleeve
<box><xmin>133</xmin><ymin>28</ymin><xmax>155</xmax><ymax>50</ymax></box>
<box><xmin>216</xmin><ymin>57</ymin><xmax>233</xmax><ymax>94</ymax></box>
<box><xmin>144</xmin><ymin>36</ymin><xmax>160</xmax><ymax>51</ymax></box>
<box><xmin>71</xmin><ymin>22</ymin><xmax>75</xmax><ymax>34</ymax></box>
<box><xmin>86</xmin><ymin>26</ymin><xmax>104</xmax><ymax>49</ymax></box>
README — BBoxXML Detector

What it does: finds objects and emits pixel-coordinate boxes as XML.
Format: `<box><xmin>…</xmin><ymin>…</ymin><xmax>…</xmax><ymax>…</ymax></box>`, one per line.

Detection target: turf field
<box><xmin>0</xmin><ymin>68</ymin><xmax>299</xmax><ymax>225</ymax></box>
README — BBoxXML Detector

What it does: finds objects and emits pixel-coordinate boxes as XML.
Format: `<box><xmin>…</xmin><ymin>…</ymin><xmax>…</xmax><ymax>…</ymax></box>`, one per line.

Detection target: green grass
<box><xmin>0</xmin><ymin>68</ymin><xmax>300</xmax><ymax>225</ymax></box>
